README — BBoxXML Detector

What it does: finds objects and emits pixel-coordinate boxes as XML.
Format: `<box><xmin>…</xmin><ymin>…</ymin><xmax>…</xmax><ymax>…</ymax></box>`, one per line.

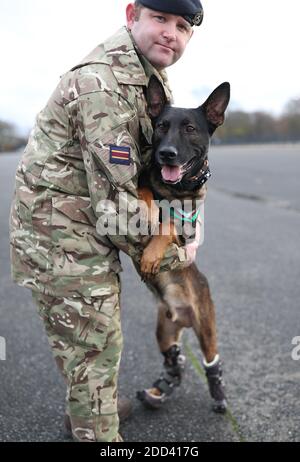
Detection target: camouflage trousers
<box><xmin>32</xmin><ymin>291</ymin><xmax>123</xmax><ymax>442</ymax></box>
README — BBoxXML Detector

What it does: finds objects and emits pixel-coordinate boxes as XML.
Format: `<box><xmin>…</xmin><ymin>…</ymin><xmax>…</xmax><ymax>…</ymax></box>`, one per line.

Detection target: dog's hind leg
<box><xmin>136</xmin><ymin>304</ymin><xmax>186</xmax><ymax>409</ymax></box>
<box><xmin>193</xmin><ymin>294</ymin><xmax>218</xmax><ymax>364</ymax></box>
<box><xmin>192</xmin><ymin>277</ymin><xmax>228</xmax><ymax>414</ymax></box>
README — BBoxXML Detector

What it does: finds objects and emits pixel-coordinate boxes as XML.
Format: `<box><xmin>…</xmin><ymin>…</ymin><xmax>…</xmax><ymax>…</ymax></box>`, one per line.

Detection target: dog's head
<box><xmin>147</xmin><ymin>76</ymin><xmax>230</xmax><ymax>188</ymax></box>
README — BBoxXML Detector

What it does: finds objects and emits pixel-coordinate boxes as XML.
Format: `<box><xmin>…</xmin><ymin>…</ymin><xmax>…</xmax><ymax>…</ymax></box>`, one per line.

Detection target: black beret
<box><xmin>138</xmin><ymin>0</ymin><xmax>204</xmax><ymax>26</ymax></box>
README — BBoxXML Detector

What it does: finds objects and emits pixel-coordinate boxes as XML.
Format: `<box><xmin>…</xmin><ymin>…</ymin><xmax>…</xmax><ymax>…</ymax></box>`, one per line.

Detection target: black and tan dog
<box><xmin>136</xmin><ymin>76</ymin><xmax>230</xmax><ymax>413</ymax></box>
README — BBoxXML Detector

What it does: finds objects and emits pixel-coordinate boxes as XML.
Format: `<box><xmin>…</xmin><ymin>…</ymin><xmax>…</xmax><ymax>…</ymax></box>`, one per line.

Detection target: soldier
<box><xmin>9</xmin><ymin>0</ymin><xmax>204</xmax><ymax>442</ymax></box>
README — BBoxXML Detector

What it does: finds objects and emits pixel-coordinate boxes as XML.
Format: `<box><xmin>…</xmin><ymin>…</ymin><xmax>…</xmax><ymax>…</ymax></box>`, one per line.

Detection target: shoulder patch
<box><xmin>109</xmin><ymin>145</ymin><xmax>131</xmax><ymax>165</ymax></box>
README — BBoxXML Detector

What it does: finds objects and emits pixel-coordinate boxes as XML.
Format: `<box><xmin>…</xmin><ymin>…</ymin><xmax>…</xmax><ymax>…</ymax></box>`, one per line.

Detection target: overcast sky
<box><xmin>1</xmin><ymin>0</ymin><xmax>299</xmax><ymax>134</ymax></box>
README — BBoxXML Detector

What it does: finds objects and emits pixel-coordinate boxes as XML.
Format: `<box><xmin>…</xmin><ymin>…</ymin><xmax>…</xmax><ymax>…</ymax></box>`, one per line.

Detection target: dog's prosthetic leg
<box><xmin>203</xmin><ymin>355</ymin><xmax>228</xmax><ymax>414</ymax></box>
<box><xmin>137</xmin><ymin>345</ymin><xmax>186</xmax><ymax>409</ymax></box>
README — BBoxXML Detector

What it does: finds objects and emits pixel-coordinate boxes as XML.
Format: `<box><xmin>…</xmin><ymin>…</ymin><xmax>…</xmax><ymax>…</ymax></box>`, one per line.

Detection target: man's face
<box><xmin>126</xmin><ymin>4</ymin><xmax>194</xmax><ymax>70</ymax></box>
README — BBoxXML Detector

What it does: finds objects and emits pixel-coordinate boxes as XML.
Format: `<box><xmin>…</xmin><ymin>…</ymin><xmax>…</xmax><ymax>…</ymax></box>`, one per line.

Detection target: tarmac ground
<box><xmin>0</xmin><ymin>144</ymin><xmax>299</xmax><ymax>442</ymax></box>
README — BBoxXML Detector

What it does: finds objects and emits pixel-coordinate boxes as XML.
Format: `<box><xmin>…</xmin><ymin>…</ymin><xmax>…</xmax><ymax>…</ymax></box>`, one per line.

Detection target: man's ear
<box><xmin>126</xmin><ymin>3</ymin><xmax>136</xmax><ymax>29</ymax></box>
<box><xmin>147</xmin><ymin>75</ymin><xmax>168</xmax><ymax>119</ymax></box>
<box><xmin>201</xmin><ymin>82</ymin><xmax>230</xmax><ymax>135</ymax></box>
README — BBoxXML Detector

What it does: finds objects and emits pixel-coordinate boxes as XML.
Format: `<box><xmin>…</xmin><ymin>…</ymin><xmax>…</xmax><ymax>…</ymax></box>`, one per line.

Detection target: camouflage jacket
<box><xmin>9</xmin><ymin>27</ymin><xmax>188</xmax><ymax>298</ymax></box>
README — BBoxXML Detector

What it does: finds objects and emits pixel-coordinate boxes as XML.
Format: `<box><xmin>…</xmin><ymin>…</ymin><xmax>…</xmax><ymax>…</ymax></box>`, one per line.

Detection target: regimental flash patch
<box><xmin>110</xmin><ymin>145</ymin><xmax>131</xmax><ymax>165</ymax></box>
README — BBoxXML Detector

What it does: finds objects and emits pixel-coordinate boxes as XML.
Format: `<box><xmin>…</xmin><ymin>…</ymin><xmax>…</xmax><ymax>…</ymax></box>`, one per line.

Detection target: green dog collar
<box><xmin>170</xmin><ymin>207</ymin><xmax>200</xmax><ymax>223</ymax></box>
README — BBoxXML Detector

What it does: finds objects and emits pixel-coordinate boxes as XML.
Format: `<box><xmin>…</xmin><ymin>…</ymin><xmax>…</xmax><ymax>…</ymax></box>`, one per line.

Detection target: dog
<box><xmin>136</xmin><ymin>76</ymin><xmax>230</xmax><ymax>413</ymax></box>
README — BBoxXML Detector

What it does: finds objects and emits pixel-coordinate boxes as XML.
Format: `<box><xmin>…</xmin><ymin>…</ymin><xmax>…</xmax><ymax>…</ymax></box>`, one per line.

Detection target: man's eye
<box><xmin>177</xmin><ymin>24</ymin><xmax>187</xmax><ymax>32</ymax></box>
<box><xmin>154</xmin><ymin>15</ymin><xmax>165</xmax><ymax>23</ymax></box>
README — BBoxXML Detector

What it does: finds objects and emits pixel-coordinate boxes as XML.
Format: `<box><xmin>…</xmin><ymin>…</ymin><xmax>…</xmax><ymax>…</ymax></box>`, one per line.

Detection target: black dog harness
<box><xmin>180</xmin><ymin>159</ymin><xmax>212</xmax><ymax>191</ymax></box>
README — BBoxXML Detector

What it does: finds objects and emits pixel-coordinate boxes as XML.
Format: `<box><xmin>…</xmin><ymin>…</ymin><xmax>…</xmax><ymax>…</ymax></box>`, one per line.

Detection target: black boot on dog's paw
<box><xmin>136</xmin><ymin>387</ymin><xmax>167</xmax><ymax>409</ymax></box>
<box><xmin>203</xmin><ymin>355</ymin><xmax>228</xmax><ymax>414</ymax></box>
<box><xmin>137</xmin><ymin>345</ymin><xmax>186</xmax><ymax>410</ymax></box>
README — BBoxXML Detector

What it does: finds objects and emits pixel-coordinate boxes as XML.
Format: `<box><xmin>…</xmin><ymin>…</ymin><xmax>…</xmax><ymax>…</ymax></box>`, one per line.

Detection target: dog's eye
<box><xmin>186</xmin><ymin>125</ymin><xmax>196</xmax><ymax>133</ymax></box>
<box><xmin>157</xmin><ymin>122</ymin><xmax>168</xmax><ymax>132</ymax></box>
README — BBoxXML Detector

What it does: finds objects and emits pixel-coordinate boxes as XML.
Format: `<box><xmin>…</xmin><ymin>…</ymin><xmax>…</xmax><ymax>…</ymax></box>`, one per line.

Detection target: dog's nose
<box><xmin>159</xmin><ymin>147</ymin><xmax>178</xmax><ymax>162</ymax></box>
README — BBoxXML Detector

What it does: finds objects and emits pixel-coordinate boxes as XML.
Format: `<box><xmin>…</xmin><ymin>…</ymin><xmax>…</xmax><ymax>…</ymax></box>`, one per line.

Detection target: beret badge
<box><xmin>191</xmin><ymin>11</ymin><xmax>204</xmax><ymax>26</ymax></box>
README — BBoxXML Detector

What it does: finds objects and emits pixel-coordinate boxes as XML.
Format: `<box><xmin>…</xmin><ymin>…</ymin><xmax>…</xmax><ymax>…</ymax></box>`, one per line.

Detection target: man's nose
<box><xmin>159</xmin><ymin>146</ymin><xmax>178</xmax><ymax>163</ymax></box>
<box><xmin>162</xmin><ymin>25</ymin><xmax>177</xmax><ymax>42</ymax></box>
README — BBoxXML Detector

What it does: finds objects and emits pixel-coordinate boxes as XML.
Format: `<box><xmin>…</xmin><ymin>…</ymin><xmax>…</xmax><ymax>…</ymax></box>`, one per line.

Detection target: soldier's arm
<box><xmin>75</xmin><ymin>89</ymin><xmax>188</xmax><ymax>270</ymax></box>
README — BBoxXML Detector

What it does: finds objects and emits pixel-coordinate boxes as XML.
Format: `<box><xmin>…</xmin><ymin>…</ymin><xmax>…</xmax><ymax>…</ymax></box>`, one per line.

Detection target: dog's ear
<box><xmin>147</xmin><ymin>75</ymin><xmax>168</xmax><ymax>119</ymax></box>
<box><xmin>201</xmin><ymin>82</ymin><xmax>230</xmax><ymax>135</ymax></box>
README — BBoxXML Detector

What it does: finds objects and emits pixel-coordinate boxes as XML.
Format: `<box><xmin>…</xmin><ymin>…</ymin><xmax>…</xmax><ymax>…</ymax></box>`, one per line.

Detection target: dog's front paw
<box><xmin>140</xmin><ymin>248</ymin><xmax>162</xmax><ymax>277</ymax></box>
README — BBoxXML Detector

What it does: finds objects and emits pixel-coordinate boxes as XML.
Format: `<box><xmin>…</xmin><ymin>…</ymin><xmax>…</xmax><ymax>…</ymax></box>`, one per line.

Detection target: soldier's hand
<box><xmin>183</xmin><ymin>218</ymin><xmax>201</xmax><ymax>266</ymax></box>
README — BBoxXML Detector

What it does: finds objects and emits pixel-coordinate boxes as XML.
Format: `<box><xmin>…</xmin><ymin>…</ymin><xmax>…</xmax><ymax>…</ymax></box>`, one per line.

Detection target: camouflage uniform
<box><xmin>9</xmin><ymin>27</ymin><xmax>188</xmax><ymax>442</ymax></box>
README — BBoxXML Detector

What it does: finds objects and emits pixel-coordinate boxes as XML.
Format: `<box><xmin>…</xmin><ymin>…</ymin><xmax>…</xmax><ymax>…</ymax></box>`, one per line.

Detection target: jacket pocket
<box><xmin>10</xmin><ymin>185</ymin><xmax>54</xmax><ymax>275</ymax></box>
<box><xmin>51</xmin><ymin>194</ymin><xmax>113</xmax><ymax>277</ymax></box>
<box><xmin>38</xmin><ymin>293</ymin><xmax>120</xmax><ymax>351</ymax></box>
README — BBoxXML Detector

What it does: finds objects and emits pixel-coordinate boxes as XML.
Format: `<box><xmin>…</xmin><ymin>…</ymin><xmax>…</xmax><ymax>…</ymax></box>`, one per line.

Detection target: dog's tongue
<box><xmin>161</xmin><ymin>165</ymin><xmax>182</xmax><ymax>182</ymax></box>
